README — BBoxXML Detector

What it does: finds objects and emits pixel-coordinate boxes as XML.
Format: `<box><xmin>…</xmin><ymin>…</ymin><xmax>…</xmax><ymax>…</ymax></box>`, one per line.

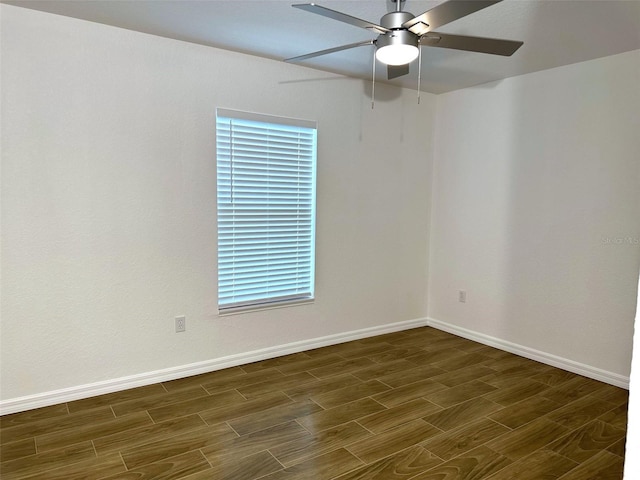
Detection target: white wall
<box><xmin>428</xmin><ymin>50</ymin><xmax>640</xmax><ymax>381</ymax></box>
<box><xmin>0</xmin><ymin>5</ymin><xmax>436</xmax><ymax>404</ymax></box>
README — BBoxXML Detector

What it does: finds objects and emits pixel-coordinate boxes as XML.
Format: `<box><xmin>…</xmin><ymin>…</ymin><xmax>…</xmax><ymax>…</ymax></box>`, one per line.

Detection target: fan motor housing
<box><xmin>380</xmin><ymin>11</ymin><xmax>414</xmax><ymax>29</ymax></box>
<box><xmin>376</xmin><ymin>28</ymin><xmax>419</xmax><ymax>51</ymax></box>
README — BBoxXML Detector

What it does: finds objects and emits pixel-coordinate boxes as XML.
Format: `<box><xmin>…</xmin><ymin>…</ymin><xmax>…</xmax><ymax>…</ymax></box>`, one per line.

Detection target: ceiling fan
<box><xmin>285</xmin><ymin>0</ymin><xmax>523</xmax><ymax>81</ymax></box>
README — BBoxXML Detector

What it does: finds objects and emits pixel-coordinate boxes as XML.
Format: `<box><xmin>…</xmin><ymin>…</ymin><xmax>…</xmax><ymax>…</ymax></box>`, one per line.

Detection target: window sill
<box><xmin>217</xmin><ymin>297</ymin><xmax>315</xmax><ymax>317</ymax></box>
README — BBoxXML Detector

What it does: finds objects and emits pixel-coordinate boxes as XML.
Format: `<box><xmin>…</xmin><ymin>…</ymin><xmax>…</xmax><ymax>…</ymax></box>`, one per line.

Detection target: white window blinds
<box><xmin>216</xmin><ymin>109</ymin><xmax>317</xmax><ymax>312</ymax></box>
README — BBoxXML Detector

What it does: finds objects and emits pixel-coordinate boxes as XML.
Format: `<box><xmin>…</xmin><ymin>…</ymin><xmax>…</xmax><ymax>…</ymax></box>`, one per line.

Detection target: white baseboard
<box><xmin>3</xmin><ymin>316</ymin><xmax>628</xmax><ymax>415</ymax></box>
<box><xmin>0</xmin><ymin>318</ymin><xmax>428</xmax><ymax>415</ymax></box>
<box><xmin>427</xmin><ymin>317</ymin><xmax>630</xmax><ymax>390</ymax></box>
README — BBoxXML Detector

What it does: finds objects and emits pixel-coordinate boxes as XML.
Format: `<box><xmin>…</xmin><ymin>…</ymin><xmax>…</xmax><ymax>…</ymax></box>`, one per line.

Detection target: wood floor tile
<box><xmin>334</xmin><ymin>445</ymin><xmax>442</xmax><ymax>480</ymax></box>
<box><xmin>607</xmin><ymin>437</ymin><xmax>626</xmax><ymax>458</ymax></box>
<box><xmin>11</xmin><ymin>452</ymin><xmax>126</xmax><ymax>480</ymax></box>
<box><xmin>424</xmin><ymin>397</ymin><xmax>504</xmax><ymax>432</ymax></box>
<box><xmin>202</xmin><ymin>420</ymin><xmax>311</xmax><ymax>463</ymax></box>
<box><xmin>488</xmin><ymin>395</ymin><xmax>562</xmax><ymax>430</ymax></box>
<box><xmin>199</xmin><ymin>391</ymin><xmax>294</xmax><ymax>425</ymax></box>
<box><xmin>147</xmin><ymin>389</ymin><xmax>244</xmax><ymax>423</ymax></box>
<box><xmin>431</xmin><ymin>352</ymin><xmax>493</xmax><ymax>373</ymax></box>
<box><xmin>36</xmin><ymin>411</ymin><xmax>153</xmax><ymax>452</ymax></box>
<box><xmin>111</xmin><ymin>385</ymin><xmax>209</xmax><ymax>417</ymax></box>
<box><xmin>480</xmin><ymin>365</ymin><xmax>547</xmax><ymax>389</ymax></box>
<box><xmin>0</xmin><ymin>406</ymin><xmax>115</xmax><ymax>444</ymax></box>
<box><xmin>486</xmin><ymin>417</ymin><xmax>569</xmax><ymax>460</ymax></box>
<box><xmin>546</xmin><ymin>396</ymin><xmax>618</xmax><ymax>430</ymax></box>
<box><xmin>237</xmin><ymin>372</ymin><xmax>318</xmax><ymax>399</ymax></box>
<box><xmin>0</xmin><ymin>438</ymin><xmax>36</xmax><ymax>463</ymax></box>
<box><xmin>0</xmin><ymin>326</ymin><xmax>629</xmax><ymax>480</ymax></box>
<box><xmin>283</xmin><ymin>374</ymin><xmax>363</xmax><ymax>402</ymax></box>
<box><xmin>531</xmin><ymin>368</ymin><xmax>580</xmax><ymax>387</ymax></box>
<box><xmin>410</xmin><ymin>445</ymin><xmax>512</xmax><ymax>480</ymax></box>
<box><xmin>120</xmin><ymin>422</ymin><xmax>237</xmax><ymax>469</ymax></box>
<box><xmin>430</xmin><ymin>364</ymin><xmax>497</xmax><ymax>388</ymax></box>
<box><xmin>425</xmin><ymin>380</ymin><xmax>497</xmax><ymax>408</ymax></box>
<box><xmin>297</xmin><ymin>397</ymin><xmax>386</xmax><ymax>433</ymax></box>
<box><xmin>547</xmin><ymin>419</ymin><xmax>626</xmax><ymax>464</ymax></box>
<box><xmin>276</xmin><ymin>354</ymin><xmax>346</xmax><ymax>376</ymax></box>
<box><xmin>482</xmin><ymin>354</ymin><xmax>543</xmax><ymax>372</ymax></box>
<box><xmin>206</xmin><ymin>450</ymin><xmax>283</xmax><ymax>479</ymax></box>
<box><xmin>351</xmin><ymin>360</ymin><xmax>419</xmax><ymax>382</ymax></box>
<box><xmin>270</xmin><ymin>421</ymin><xmax>371</xmax><ymax>467</ymax></box>
<box><xmin>310</xmin><ymin>380</ymin><xmax>391</xmax><ymax>409</ymax></box>
<box><xmin>0</xmin><ymin>441</ymin><xmax>95</xmax><ymax>480</ymax></box>
<box><xmin>376</xmin><ymin>365</ymin><xmax>447</xmax><ymax>388</ymax></box>
<box><xmin>557</xmin><ymin>450</ymin><xmax>624</xmax><ymax>480</ymax></box>
<box><xmin>102</xmin><ymin>450</ymin><xmax>210</xmax><ymax>480</ymax></box>
<box><xmin>422</xmin><ymin>418</ymin><xmax>510</xmax><ymax>461</ymax></box>
<box><xmin>598</xmin><ymin>402</ymin><xmax>628</xmax><ymax>430</ymax></box>
<box><xmin>372</xmin><ymin>379</ymin><xmax>447</xmax><ymax>408</ymax></box>
<box><xmin>366</xmin><ymin>346</ymin><xmax>424</xmax><ymax>364</ymax></box>
<box><xmin>346</xmin><ymin>419</ymin><xmax>441</xmax><ymax>464</ymax></box>
<box><xmin>93</xmin><ymin>414</ymin><xmax>207</xmax><ymax>456</ymax></box>
<box><xmin>261</xmin><ymin>447</ymin><xmax>363</xmax><ymax>480</ymax></box>
<box><xmin>405</xmin><ymin>347</ymin><xmax>467</xmax><ymax>367</ymax></box>
<box><xmin>485</xmin><ymin>449</ymin><xmax>578</xmax><ymax>480</ymax></box>
<box><xmin>540</xmin><ymin>376</ymin><xmax>607</xmax><ymax>404</ymax></box>
<box><xmin>357</xmin><ymin>398</ymin><xmax>442</xmax><ymax>434</ymax></box>
<box><xmin>591</xmin><ymin>384</ymin><xmax>630</xmax><ymax>406</ymax></box>
<box><xmin>390</xmin><ymin>338</ymin><xmax>447</xmax><ymax>352</ymax></box>
<box><xmin>482</xmin><ymin>378</ymin><xmax>550</xmax><ymax>406</ymax></box>
<box><xmin>308</xmin><ymin>357</ymin><xmax>376</xmax><ymax>379</ymax></box>
<box><xmin>227</xmin><ymin>398</ymin><xmax>323</xmax><ymax>436</ymax></box>
<box><xmin>0</xmin><ymin>404</ymin><xmax>69</xmax><ymax>429</ymax></box>
<box><xmin>121</xmin><ymin>424</ymin><xmax>232</xmax><ymax>469</ymax></box>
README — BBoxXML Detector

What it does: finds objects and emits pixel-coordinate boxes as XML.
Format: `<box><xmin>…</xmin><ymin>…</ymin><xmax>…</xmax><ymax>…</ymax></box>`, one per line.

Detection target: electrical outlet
<box><xmin>175</xmin><ymin>315</ymin><xmax>186</xmax><ymax>333</ymax></box>
<box><xmin>458</xmin><ymin>290</ymin><xmax>467</xmax><ymax>303</ymax></box>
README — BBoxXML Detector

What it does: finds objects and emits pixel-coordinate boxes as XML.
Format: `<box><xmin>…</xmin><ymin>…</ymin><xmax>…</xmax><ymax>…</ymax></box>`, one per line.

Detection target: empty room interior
<box><xmin>1</xmin><ymin>0</ymin><xmax>639</xmax><ymax>479</ymax></box>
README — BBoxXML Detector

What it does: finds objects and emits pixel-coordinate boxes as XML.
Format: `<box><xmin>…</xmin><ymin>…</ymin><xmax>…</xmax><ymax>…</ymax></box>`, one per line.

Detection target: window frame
<box><xmin>215</xmin><ymin>108</ymin><xmax>318</xmax><ymax>315</ymax></box>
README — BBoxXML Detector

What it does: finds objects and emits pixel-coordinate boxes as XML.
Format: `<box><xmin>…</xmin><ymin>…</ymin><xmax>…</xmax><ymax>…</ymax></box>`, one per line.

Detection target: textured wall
<box><xmin>0</xmin><ymin>4</ymin><xmax>435</xmax><ymax>400</ymax></box>
<box><xmin>428</xmin><ymin>50</ymin><xmax>640</xmax><ymax>378</ymax></box>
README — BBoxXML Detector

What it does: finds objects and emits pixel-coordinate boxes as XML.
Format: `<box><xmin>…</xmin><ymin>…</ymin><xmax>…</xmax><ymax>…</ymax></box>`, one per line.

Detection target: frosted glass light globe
<box><xmin>376</xmin><ymin>44</ymin><xmax>419</xmax><ymax>65</ymax></box>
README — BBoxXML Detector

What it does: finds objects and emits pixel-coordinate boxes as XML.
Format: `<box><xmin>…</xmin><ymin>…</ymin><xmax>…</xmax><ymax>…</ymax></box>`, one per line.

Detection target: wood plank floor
<box><xmin>0</xmin><ymin>327</ymin><xmax>629</xmax><ymax>479</ymax></box>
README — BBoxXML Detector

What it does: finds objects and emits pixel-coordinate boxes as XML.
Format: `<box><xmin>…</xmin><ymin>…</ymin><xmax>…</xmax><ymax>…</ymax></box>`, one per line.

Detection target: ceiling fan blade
<box><xmin>285</xmin><ymin>40</ymin><xmax>374</xmax><ymax>63</ymax></box>
<box><xmin>420</xmin><ymin>32</ymin><xmax>523</xmax><ymax>56</ymax></box>
<box><xmin>293</xmin><ymin>3</ymin><xmax>389</xmax><ymax>34</ymax></box>
<box><xmin>387</xmin><ymin>64</ymin><xmax>410</xmax><ymax>80</ymax></box>
<box><xmin>403</xmin><ymin>0</ymin><xmax>502</xmax><ymax>35</ymax></box>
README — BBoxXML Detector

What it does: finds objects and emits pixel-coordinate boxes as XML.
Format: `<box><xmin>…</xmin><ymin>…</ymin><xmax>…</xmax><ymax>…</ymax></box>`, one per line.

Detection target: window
<box><xmin>216</xmin><ymin>108</ymin><xmax>317</xmax><ymax>313</ymax></box>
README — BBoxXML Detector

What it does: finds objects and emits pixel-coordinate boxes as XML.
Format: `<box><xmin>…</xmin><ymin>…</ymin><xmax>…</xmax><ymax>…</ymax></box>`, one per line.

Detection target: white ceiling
<box><xmin>4</xmin><ymin>0</ymin><xmax>640</xmax><ymax>93</ymax></box>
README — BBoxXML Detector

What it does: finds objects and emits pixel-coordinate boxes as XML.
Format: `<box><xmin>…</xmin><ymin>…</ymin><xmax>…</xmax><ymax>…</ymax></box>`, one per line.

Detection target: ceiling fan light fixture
<box><xmin>376</xmin><ymin>43</ymin><xmax>419</xmax><ymax>65</ymax></box>
<box><xmin>375</xmin><ymin>29</ymin><xmax>419</xmax><ymax>65</ymax></box>
<box><xmin>288</xmin><ymin>1</ymin><xmax>524</xmax><ymax>81</ymax></box>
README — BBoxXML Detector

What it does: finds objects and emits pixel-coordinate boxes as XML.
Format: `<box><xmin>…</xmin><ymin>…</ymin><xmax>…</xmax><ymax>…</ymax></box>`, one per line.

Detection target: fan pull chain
<box><xmin>371</xmin><ymin>47</ymin><xmax>376</xmax><ymax>109</ymax></box>
<box><xmin>417</xmin><ymin>46</ymin><xmax>422</xmax><ymax>104</ymax></box>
